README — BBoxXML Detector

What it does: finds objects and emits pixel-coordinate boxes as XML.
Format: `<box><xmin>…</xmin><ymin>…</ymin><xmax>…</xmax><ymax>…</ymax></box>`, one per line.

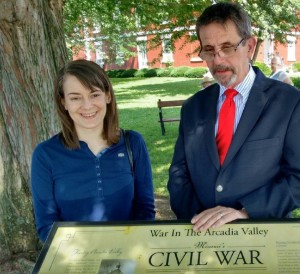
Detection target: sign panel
<box><xmin>32</xmin><ymin>220</ymin><xmax>300</xmax><ymax>274</ymax></box>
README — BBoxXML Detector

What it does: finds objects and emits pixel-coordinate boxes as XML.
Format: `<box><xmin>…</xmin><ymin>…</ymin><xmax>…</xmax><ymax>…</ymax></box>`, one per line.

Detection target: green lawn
<box><xmin>111</xmin><ymin>76</ymin><xmax>300</xmax><ymax>218</ymax></box>
<box><xmin>112</xmin><ymin>77</ymin><xmax>199</xmax><ymax>195</ymax></box>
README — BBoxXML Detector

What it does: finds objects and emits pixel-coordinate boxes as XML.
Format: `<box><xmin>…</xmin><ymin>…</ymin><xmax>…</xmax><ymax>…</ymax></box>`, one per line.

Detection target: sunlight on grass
<box><xmin>156</xmin><ymin>187</ymin><xmax>169</xmax><ymax>195</ymax></box>
<box><xmin>292</xmin><ymin>208</ymin><xmax>300</xmax><ymax>217</ymax></box>
<box><xmin>117</xmin><ymin>95</ymin><xmax>164</xmax><ymax>109</ymax></box>
<box><xmin>113</xmin><ymin>77</ymin><xmax>198</xmax><ymax>196</ymax></box>
<box><xmin>154</xmin><ymin>164</ymin><xmax>170</xmax><ymax>173</ymax></box>
<box><xmin>112</xmin><ymin>77</ymin><xmax>193</xmax><ymax>87</ymax></box>
<box><xmin>155</xmin><ymin>144</ymin><xmax>176</xmax><ymax>152</ymax></box>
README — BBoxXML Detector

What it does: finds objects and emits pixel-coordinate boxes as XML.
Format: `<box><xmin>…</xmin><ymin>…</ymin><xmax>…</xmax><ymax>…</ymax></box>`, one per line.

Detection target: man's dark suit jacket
<box><xmin>168</xmin><ymin>67</ymin><xmax>300</xmax><ymax>219</ymax></box>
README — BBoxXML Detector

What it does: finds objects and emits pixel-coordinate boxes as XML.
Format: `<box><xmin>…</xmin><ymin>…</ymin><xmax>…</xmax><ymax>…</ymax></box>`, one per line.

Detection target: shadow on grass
<box><xmin>113</xmin><ymin>77</ymin><xmax>200</xmax><ymax>103</ymax></box>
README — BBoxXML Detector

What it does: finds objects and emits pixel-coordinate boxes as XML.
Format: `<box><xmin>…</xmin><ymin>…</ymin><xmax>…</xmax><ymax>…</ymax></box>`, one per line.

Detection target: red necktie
<box><xmin>216</xmin><ymin>89</ymin><xmax>238</xmax><ymax>165</ymax></box>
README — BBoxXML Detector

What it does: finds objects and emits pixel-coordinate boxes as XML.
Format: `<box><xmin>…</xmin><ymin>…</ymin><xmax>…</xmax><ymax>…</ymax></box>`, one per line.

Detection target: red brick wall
<box><xmin>73</xmin><ymin>32</ymin><xmax>300</xmax><ymax>70</ymax></box>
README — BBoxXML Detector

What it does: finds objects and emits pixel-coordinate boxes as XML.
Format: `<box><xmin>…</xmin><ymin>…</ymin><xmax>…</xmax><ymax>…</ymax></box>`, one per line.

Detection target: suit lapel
<box><xmin>202</xmin><ymin>85</ymin><xmax>220</xmax><ymax>170</ymax></box>
<box><xmin>222</xmin><ymin>70</ymin><xmax>271</xmax><ymax>168</ymax></box>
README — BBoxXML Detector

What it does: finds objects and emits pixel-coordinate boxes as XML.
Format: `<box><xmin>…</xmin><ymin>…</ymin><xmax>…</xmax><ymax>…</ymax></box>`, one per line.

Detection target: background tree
<box><xmin>63</xmin><ymin>0</ymin><xmax>211</xmax><ymax>64</ymax></box>
<box><xmin>0</xmin><ymin>0</ymin><xmax>67</xmax><ymax>268</ymax></box>
<box><xmin>237</xmin><ymin>0</ymin><xmax>300</xmax><ymax>63</ymax></box>
<box><xmin>64</xmin><ymin>0</ymin><xmax>300</xmax><ymax>65</ymax></box>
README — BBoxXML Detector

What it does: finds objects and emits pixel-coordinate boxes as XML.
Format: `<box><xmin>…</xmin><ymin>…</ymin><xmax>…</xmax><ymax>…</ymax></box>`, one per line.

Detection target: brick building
<box><xmin>74</xmin><ymin>27</ymin><xmax>300</xmax><ymax>73</ymax></box>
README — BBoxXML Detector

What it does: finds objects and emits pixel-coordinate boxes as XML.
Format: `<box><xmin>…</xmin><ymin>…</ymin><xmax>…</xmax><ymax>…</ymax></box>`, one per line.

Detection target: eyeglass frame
<box><xmin>198</xmin><ymin>38</ymin><xmax>246</xmax><ymax>61</ymax></box>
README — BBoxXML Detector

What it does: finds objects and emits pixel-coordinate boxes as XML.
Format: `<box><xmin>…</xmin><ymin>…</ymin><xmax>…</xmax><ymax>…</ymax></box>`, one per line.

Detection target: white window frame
<box><xmin>161</xmin><ymin>34</ymin><xmax>174</xmax><ymax>63</ymax></box>
<box><xmin>95</xmin><ymin>41</ymin><xmax>105</xmax><ymax>67</ymax></box>
<box><xmin>287</xmin><ymin>35</ymin><xmax>296</xmax><ymax>62</ymax></box>
<box><xmin>137</xmin><ymin>36</ymin><xmax>148</xmax><ymax>69</ymax></box>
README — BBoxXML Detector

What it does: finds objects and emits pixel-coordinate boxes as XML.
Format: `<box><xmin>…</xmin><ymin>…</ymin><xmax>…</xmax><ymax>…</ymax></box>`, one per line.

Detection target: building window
<box><xmin>264</xmin><ymin>38</ymin><xmax>274</xmax><ymax>65</ymax></box>
<box><xmin>137</xmin><ymin>36</ymin><xmax>148</xmax><ymax>69</ymax></box>
<box><xmin>84</xmin><ymin>24</ymin><xmax>91</xmax><ymax>60</ymax></box>
<box><xmin>287</xmin><ymin>35</ymin><xmax>296</xmax><ymax>62</ymax></box>
<box><xmin>115</xmin><ymin>46</ymin><xmax>125</xmax><ymax>66</ymax></box>
<box><xmin>95</xmin><ymin>41</ymin><xmax>107</xmax><ymax>67</ymax></box>
<box><xmin>161</xmin><ymin>35</ymin><xmax>174</xmax><ymax>64</ymax></box>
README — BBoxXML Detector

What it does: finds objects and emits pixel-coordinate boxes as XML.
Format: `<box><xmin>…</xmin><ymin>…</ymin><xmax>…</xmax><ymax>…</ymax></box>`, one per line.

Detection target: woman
<box><xmin>31</xmin><ymin>60</ymin><xmax>155</xmax><ymax>243</ymax></box>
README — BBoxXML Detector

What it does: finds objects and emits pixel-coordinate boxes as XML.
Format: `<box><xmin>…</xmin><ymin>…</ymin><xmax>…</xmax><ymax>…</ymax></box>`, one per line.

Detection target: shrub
<box><xmin>120</xmin><ymin>69</ymin><xmax>137</xmax><ymax>78</ymax></box>
<box><xmin>106</xmin><ymin>70</ymin><xmax>113</xmax><ymax>77</ymax></box>
<box><xmin>292</xmin><ymin>62</ymin><xmax>300</xmax><ymax>72</ymax></box>
<box><xmin>106</xmin><ymin>69</ymin><xmax>126</xmax><ymax>78</ymax></box>
<box><xmin>291</xmin><ymin>77</ymin><xmax>300</xmax><ymax>89</ymax></box>
<box><xmin>144</xmin><ymin>68</ymin><xmax>157</xmax><ymax>77</ymax></box>
<box><xmin>106</xmin><ymin>70</ymin><xmax>117</xmax><ymax>77</ymax></box>
<box><xmin>134</xmin><ymin>68</ymin><xmax>157</xmax><ymax>78</ymax></box>
<box><xmin>156</xmin><ymin>67</ymin><xmax>173</xmax><ymax>77</ymax></box>
<box><xmin>169</xmin><ymin>66</ymin><xmax>190</xmax><ymax>77</ymax></box>
<box><xmin>254</xmin><ymin>61</ymin><xmax>272</xmax><ymax>76</ymax></box>
<box><xmin>134</xmin><ymin>68</ymin><xmax>148</xmax><ymax>77</ymax></box>
<box><xmin>184</xmin><ymin>67</ymin><xmax>208</xmax><ymax>78</ymax></box>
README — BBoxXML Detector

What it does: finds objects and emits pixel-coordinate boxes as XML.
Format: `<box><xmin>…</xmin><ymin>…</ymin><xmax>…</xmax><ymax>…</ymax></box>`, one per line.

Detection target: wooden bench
<box><xmin>157</xmin><ymin>99</ymin><xmax>185</xmax><ymax>135</ymax></box>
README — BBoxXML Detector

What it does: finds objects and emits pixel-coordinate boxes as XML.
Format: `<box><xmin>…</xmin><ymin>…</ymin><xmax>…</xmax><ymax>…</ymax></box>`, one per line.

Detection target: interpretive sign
<box><xmin>32</xmin><ymin>220</ymin><xmax>300</xmax><ymax>273</ymax></box>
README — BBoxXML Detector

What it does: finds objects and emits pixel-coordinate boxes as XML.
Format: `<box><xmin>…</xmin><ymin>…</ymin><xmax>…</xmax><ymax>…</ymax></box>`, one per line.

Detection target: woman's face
<box><xmin>62</xmin><ymin>74</ymin><xmax>111</xmax><ymax>135</ymax></box>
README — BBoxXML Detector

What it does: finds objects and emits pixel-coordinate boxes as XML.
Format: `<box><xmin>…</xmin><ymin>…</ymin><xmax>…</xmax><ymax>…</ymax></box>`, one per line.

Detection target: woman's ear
<box><xmin>106</xmin><ymin>93</ymin><xmax>111</xmax><ymax>104</ymax></box>
<box><xmin>61</xmin><ymin>99</ymin><xmax>67</xmax><ymax>110</ymax></box>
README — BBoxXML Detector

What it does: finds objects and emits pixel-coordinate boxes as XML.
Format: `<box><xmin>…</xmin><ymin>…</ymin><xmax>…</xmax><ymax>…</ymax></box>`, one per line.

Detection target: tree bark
<box><xmin>252</xmin><ymin>38</ymin><xmax>263</xmax><ymax>64</ymax></box>
<box><xmin>0</xmin><ymin>0</ymin><xmax>67</xmax><ymax>263</ymax></box>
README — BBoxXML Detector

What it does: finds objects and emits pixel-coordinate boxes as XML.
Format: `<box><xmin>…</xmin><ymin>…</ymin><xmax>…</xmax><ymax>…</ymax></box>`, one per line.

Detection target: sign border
<box><xmin>32</xmin><ymin>219</ymin><xmax>300</xmax><ymax>274</ymax></box>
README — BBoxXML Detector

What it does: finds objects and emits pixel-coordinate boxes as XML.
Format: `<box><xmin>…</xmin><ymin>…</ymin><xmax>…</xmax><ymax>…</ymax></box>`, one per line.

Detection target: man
<box><xmin>270</xmin><ymin>56</ymin><xmax>293</xmax><ymax>85</ymax></box>
<box><xmin>168</xmin><ymin>2</ymin><xmax>300</xmax><ymax>232</ymax></box>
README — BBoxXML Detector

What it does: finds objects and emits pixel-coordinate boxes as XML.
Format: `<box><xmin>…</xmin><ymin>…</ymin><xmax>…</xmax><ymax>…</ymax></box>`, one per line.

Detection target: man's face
<box><xmin>199</xmin><ymin>21</ymin><xmax>256</xmax><ymax>88</ymax></box>
<box><xmin>270</xmin><ymin>58</ymin><xmax>280</xmax><ymax>73</ymax></box>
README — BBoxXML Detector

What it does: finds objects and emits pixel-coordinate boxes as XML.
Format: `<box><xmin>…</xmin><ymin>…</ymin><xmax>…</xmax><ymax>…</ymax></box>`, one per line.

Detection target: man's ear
<box><xmin>247</xmin><ymin>36</ymin><xmax>256</xmax><ymax>58</ymax></box>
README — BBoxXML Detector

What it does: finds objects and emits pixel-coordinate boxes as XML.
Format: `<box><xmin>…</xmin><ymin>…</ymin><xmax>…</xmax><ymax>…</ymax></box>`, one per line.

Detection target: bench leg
<box><xmin>159</xmin><ymin>111</ymin><xmax>166</xmax><ymax>135</ymax></box>
<box><xmin>161</xmin><ymin>122</ymin><xmax>166</xmax><ymax>136</ymax></box>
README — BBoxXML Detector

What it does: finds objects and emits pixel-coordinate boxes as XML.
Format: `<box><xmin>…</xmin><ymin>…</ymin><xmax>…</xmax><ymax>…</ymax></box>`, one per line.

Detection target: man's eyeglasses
<box><xmin>198</xmin><ymin>38</ymin><xmax>245</xmax><ymax>61</ymax></box>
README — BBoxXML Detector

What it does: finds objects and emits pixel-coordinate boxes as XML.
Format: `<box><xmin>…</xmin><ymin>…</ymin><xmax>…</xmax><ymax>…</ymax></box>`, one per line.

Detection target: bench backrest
<box><xmin>157</xmin><ymin>99</ymin><xmax>185</xmax><ymax>108</ymax></box>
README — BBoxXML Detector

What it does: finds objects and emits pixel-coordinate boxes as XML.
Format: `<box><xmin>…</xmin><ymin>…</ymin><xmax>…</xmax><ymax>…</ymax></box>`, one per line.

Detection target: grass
<box><xmin>111</xmin><ymin>76</ymin><xmax>300</xmax><ymax>218</ymax></box>
<box><xmin>111</xmin><ymin>77</ymin><xmax>200</xmax><ymax>195</ymax></box>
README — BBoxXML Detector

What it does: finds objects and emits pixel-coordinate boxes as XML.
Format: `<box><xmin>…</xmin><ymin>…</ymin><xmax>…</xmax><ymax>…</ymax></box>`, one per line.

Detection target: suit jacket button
<box><xmin>216</xmin><ymin>185</ymin><xmax>223</xmax><ymax>192</ymax></box>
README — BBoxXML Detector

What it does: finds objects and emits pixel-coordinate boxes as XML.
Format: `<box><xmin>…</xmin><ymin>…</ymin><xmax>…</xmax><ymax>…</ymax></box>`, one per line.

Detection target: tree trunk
<box><xmin>252</xmin><ymin>38</ymin><xmax>263</xmax><ymax>64</ymax></box>
<box><xmin>0</xmin><ymin>0</ymin><xmax>67</xmax><ymax>264</ymax></box>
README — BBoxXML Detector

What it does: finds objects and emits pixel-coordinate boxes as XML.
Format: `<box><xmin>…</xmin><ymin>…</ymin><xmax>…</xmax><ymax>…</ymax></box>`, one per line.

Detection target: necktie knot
<box><xmin>225</xmin><ymin>88</ymin><xmax>238</xmax><ymax>99</ymax></box>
